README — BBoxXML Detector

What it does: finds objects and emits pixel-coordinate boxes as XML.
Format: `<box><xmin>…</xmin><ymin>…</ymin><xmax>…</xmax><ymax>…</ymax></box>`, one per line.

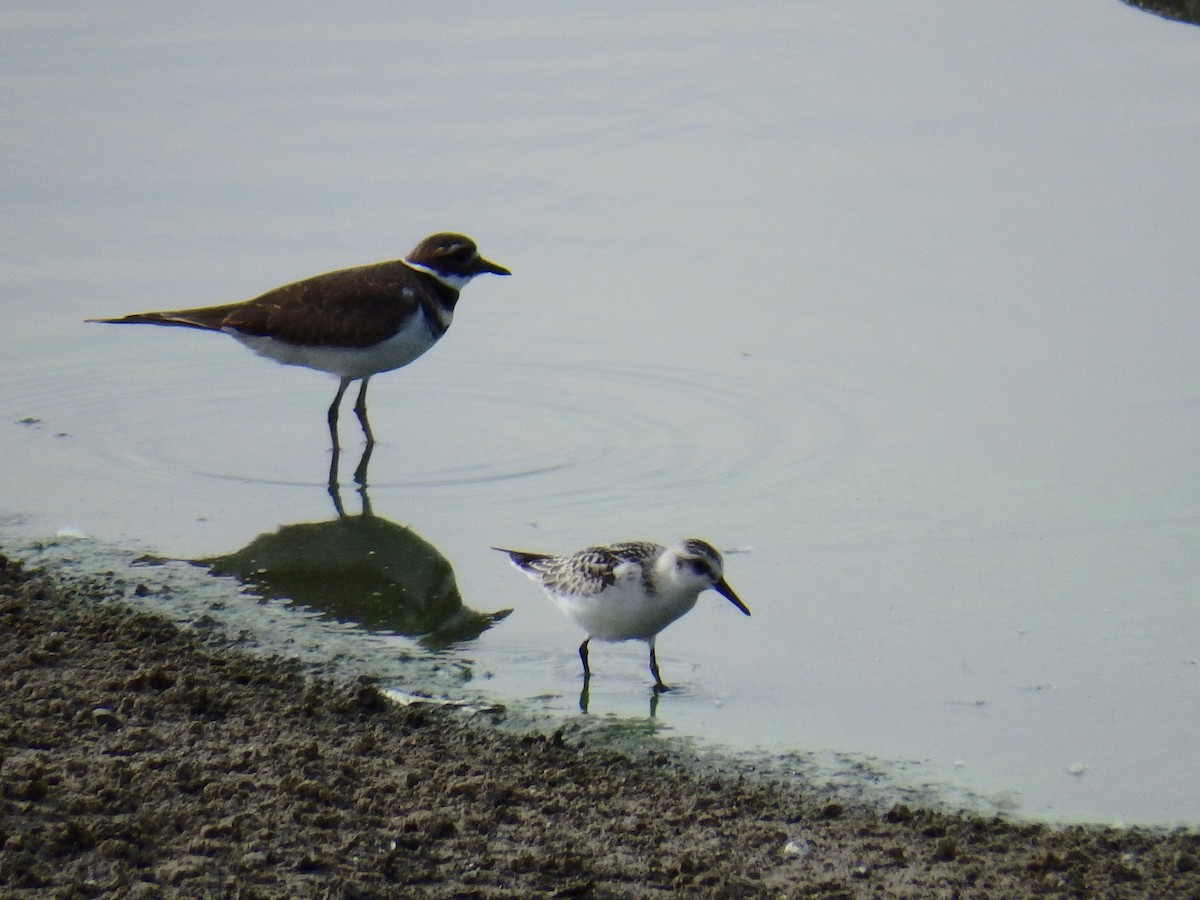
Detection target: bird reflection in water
<box><xmin>202</xmin><ymin>467</ymin><xmax>510</xmax><ymax>649</ymax></box>
<box><xmin>578</xmin><ymin>676</ymin><xmax>662</xmax><ymax>718</ymax></box>
<box><xmin>329</xmin><ymin>430</ymin><xmax>374</xmax><ymax>493</ymax></box>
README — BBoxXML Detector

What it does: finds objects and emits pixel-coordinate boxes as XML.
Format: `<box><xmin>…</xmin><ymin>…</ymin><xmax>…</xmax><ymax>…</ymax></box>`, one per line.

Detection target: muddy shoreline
<box><xmin>1</xmin><ymin>552</ymin><xmax>1196</xmax><ymax>897</ymax></box>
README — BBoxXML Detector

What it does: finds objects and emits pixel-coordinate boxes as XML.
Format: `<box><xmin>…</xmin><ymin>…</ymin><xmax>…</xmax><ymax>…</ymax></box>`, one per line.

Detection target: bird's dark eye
<box><xmin>686</xmin><ymin>558</ymin><xmax>712</xmax><ymax>578</ymax></box>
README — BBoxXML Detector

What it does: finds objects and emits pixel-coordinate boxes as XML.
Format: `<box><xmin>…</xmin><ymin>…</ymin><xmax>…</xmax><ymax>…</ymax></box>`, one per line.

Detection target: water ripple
<box><xmin>11</xmin><ymin>347</ymin><xmax>849</xmax><ymax>517</ymax></box>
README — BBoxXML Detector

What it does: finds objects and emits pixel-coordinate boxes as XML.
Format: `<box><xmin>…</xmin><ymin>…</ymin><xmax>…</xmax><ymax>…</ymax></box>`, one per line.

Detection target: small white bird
<box><xmin>494</xmin><ymin>539</ymin><xmax>750</xmax><ymax>692</ymax></box>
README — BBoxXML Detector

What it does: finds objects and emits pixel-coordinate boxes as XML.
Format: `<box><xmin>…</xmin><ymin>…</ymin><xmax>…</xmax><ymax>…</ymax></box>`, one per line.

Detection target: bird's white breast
<box><xmin>226</xmin><ymin>311</ymin><xmax>446</xmax><ymax>379</ymax></box>
<box><xmin>549</xmin><ymin>572</ymin><xmax>701</xmax><ymax>643</ymax></box>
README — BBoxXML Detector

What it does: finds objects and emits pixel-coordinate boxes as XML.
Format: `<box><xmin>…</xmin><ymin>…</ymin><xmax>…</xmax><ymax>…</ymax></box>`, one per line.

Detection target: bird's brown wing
<box><xmin>91</xmin><ymin>260</ymin><xmax>425</xmax><ymax>349</ymax></box>
<box><xmin>222</xmin><ymin>261</ymin><xmax>423</xmax><ymax>347</ymax></box>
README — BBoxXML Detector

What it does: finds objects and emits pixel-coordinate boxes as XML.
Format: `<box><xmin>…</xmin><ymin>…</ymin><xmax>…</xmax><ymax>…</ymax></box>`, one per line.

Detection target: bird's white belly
<box><xmin>228</xmin><ymin>316</ymin><xmax>440</xmax><ymax>379</ymax></box>
<box><xmin>552</xmin><ymin>584</ymin><xmax>698</xmax><ymax>643</ymax></box>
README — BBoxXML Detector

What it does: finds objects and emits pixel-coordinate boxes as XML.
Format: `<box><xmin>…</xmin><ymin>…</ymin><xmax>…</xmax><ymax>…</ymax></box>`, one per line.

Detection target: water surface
<box><xmin>3</xmin><ymin>2</ymin><xmax>1199</xmax><ymax>824</ymax></box>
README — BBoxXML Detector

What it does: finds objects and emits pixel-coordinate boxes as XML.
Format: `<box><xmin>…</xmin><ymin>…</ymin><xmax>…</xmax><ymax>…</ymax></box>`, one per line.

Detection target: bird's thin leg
<box><xmin>327</xmin><ymin>377</ymin><xmax>352</xmax><ymax>490</ymax></box>
<box><xmin>649</xmin><ymin>642</ymin><xmax>670</xmax><ymax>693</ymax></box>
<box><xmin>353</xmin><ymin>376</ymin><xmax>374</xmax><ymax>445</ymax></box>
<box><xmin>578</xmin><ymin>639</ymin><xmax>591</xmax><ymax>678</ymax></box>
<box><xmin>328</xmin><ymin>377</ymin><xmax>352</xmax><ymax>450</ymax></box>
<box><xmin>328</xmin><ymin>451</ymin><xmax>340</xmax><ymax>494</ymax></box>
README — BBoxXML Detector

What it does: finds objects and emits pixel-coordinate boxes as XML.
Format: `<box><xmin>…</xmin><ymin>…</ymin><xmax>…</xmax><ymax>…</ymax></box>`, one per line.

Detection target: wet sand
<box><xmin>2</xmin><ymin>551</ymin><xmax>1197</xmax><ymax>897</ymax></box>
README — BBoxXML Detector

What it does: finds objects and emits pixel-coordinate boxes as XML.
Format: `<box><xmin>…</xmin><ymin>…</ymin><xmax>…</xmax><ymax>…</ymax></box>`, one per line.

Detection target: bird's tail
<box><xmin>86</xmin><ymin>312</ymin><xmax>220</xmax><ymax>331</ymax></box>
<box><xmin>491</xmin><ymin>547</ymin><xmax>551</xmax><ymax>573</ymax></box>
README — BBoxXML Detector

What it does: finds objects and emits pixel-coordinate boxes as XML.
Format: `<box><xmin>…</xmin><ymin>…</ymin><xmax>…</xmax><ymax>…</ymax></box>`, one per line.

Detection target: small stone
<box><xmin>92</xmin><ymin>707</ymin><xmax>122</xmax><ymax>731</ymax></box>
<box><xmin>884</xmin><ymin>803</ymin><xmax>913</xmax><ymax>824</ymax></box>
<box><xmin>155</xmin><ymin>855</ymin><xmax>209</xmax><ymax>885</ymax></box>
<box><xmin>932</xmin><ymin>839</ymin><xmax>957</xmax><ymax>862</ymax></box>
<box><xmin>782</xmin><ymin>839</ymin><xmax>810</xmax><ymax>857</ymax></box>
<box><xmin>98</xmin><ymin>838</ymin><xmax>135</xmax><ymax>859</ymax></box>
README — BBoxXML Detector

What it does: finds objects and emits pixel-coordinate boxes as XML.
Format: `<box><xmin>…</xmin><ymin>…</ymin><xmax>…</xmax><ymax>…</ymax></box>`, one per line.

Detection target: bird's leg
<box><xmin>327</xmin><ymin>452</ymin><xmax>340</xmax><ymax>495</ymax></box>
<box><xmin>353</xmin><ymin>376</ymin><xmax>374</xmax><ymax>445</ymax></box>
<box><xmin>578</xmin><ymin>639</ymin><xmax>591</xmax><ymax>678</ymax></box>
<box><xmin>649</xmin><ymin>643</ymin><xmax>670</xmax><ymax>693</ymax></box>
<box><xmin>328</xmin><ymin>376</ymin><xmax>352</xmax><ymax>450</ymax></box>
<box><xmin>578</xmin><ymin>640</ymin><xmax>592</xmax><ymax>711</ymax></box>
<box><xmin>327</xmin><ymin>377</ymin><xmax>352</xmax><ymax>490</ymax></box>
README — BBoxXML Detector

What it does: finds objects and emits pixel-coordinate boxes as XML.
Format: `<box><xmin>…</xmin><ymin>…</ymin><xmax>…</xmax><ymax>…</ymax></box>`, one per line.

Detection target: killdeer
<box><xmin>89</xmin><ymin>232</ymin><xmax>509</xmax><ymax>480</ymax></box>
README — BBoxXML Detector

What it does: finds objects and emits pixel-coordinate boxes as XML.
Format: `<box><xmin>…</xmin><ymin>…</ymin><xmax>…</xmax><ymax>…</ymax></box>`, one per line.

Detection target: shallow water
<box><xmin>3</xmin><ymin>2</ymin><xmax>1199</xmax><ymax>824</ymax></box>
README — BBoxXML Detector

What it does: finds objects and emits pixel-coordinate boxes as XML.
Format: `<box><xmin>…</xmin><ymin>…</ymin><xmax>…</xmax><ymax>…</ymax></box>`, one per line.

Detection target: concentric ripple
<box><xmin>9</xmin><ymin>341</ymin><xmax>855</xmax><ymax>522</ymax></box>
<box><xmin>356</xmin><ymin>358</ymin><xmax>808</xmax><ymax>509</ymax></box>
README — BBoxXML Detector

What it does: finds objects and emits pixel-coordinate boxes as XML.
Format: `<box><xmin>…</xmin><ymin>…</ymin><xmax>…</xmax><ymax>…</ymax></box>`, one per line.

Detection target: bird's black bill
<box><xmin>714</xmin><ymin>578</ymin><xmax>751</xmax><ymax>616</ymax></box>
<box><xmin>475</xmin><ymin>256</ymin><xmax>511</xmax><ymax>276</ymax></box>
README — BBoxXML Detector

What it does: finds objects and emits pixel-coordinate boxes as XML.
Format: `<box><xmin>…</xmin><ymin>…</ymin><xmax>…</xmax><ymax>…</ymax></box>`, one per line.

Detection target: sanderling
<box><xmin>495</xmin><ymin>538</ymin><xmax>750</xmax><ymax>691</ymax></box>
